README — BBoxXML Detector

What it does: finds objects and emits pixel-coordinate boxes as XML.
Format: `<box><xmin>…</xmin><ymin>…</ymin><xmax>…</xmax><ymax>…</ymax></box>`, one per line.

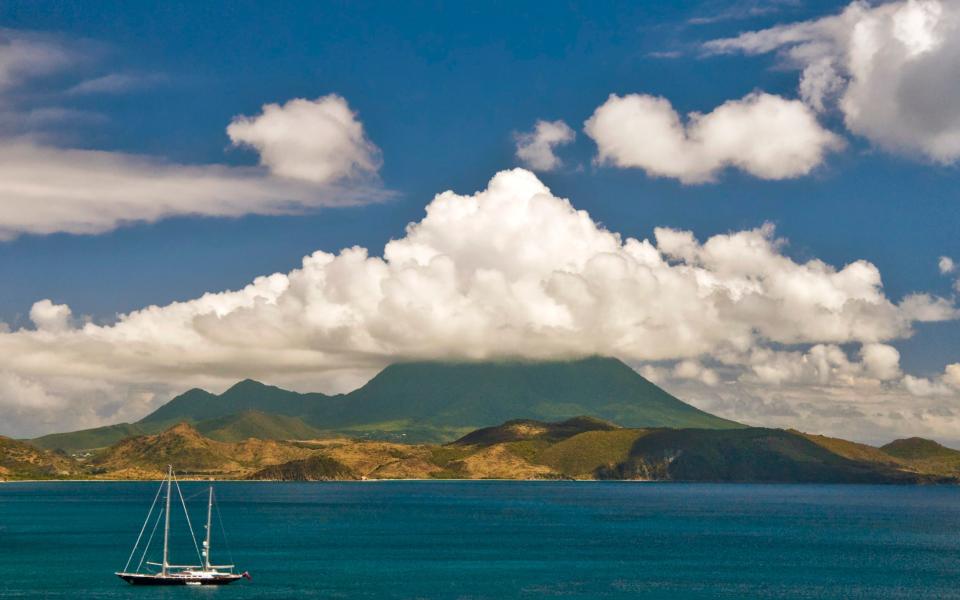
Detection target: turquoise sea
<box><xmin>2</xmin><ymin>481</ymin><xmax>960</xmax><ymax>599</ymax></box>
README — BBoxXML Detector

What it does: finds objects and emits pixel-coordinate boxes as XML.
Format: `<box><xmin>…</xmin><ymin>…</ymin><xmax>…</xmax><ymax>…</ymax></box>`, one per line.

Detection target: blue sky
<box><xmin>1</xmin><ymin>0</ymin><xmax>959</xmax><ymax>440</ymax></box>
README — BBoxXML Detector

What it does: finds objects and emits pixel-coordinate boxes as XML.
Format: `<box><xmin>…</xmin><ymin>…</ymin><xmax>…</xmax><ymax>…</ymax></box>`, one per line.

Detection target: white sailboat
<box><xmin>116</xmin><ymin>466</ymin><xmax>250</xmax><ymax>586</ymax></box>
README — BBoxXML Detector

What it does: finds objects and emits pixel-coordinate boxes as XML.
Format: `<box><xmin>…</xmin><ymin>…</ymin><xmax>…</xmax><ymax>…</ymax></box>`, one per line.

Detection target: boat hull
<box><xmin>117</xmin><ymin>572</ymin><xmax>244</xmax><ymax>586</ymax></box>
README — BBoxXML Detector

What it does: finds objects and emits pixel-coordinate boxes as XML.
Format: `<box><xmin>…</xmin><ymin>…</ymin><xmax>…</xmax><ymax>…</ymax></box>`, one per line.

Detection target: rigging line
<box><xmin>136</xmin><ymin>507</ymin><xmax>165</xmax><ymax>573</ymax></box>
<box><xmin>172</xmin><ymin>470</ymin><xmax>205</xmax><ymax>567</ymax></box>
<box><xmin>122</xmin><ymin>478</ymin><xmax>164</xmax><ymax>573</ymax></box>
<box><xmin>214</xmin><ymin>495</ymin><xmax>235</xmax><ymax>568</ymax></box>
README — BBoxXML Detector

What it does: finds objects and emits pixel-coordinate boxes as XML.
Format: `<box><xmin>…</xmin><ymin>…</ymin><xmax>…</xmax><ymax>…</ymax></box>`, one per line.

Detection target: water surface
<box><xmin>2</xmin><ymin>481</ymin><xmax>960</xmax><ymax>599</ymax></box>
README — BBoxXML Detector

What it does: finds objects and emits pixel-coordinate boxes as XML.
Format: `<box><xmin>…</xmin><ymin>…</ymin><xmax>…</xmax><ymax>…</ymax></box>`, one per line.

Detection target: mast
<box><xmin>203</xmin><ymin>486</ymin><xmax>213</xmax><ymax>570</ymax></box>
<box><xmin>162</xmin><ymin>465</ymin><xmax>172</xmax><ymax>576</ymax></box>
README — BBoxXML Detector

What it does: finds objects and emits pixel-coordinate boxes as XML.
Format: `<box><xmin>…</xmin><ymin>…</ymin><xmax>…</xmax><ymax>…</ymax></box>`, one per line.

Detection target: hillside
<box><xmin>36</xmin><ymin>357</ymin><xmax>742</xmax><ymax>450</ymax></box>
<box><xmin>32</xmin><ymin>422</ymin><xmax>150</xmax><ymax>452</ymax></box>
<box><xmin>0</xmin><ymin>436</ymin><xmax>83</xmax><ymax>480</ymax></box>
<box><xmin>193</xmin><ymin>410</ymin><xmax>323</xmax><ymax>442</ymax></box>
<box><xmin>88</xmin><ymin>423</ymin><xmax>315</xmax><ymax>478</ymax></box>
<box><xmin>596</xmin><ymin>428</ymin><xmax>929</xmax><ymax>483</ymax></box>
<box><xmin>881</xmin><ymin>437</ymin><xmax>960</xmax><ymax>475</ymax></box>
<box><xmin>12</xmin><ymin>419</ymin><xmax>960</xmax><ymax>483</ymax></box>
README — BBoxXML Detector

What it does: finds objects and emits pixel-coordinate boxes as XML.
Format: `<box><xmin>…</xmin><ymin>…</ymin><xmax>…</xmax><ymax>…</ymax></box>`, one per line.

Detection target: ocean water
<box><xmin>2</xmin><ymin>482</ymin><xmax>960</xmax><ymax>599</ymax></box>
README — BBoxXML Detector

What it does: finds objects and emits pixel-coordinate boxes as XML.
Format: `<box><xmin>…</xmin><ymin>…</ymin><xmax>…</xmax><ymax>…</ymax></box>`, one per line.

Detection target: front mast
<box><xmin>162</xmin><ymin>465</ymin><xmax>172</xmax><ymax>576</ymax></box>
<box><xmin>204</xmin><ymin>486</ymin><xmax>213</xmax><ymax>570</ymax></box>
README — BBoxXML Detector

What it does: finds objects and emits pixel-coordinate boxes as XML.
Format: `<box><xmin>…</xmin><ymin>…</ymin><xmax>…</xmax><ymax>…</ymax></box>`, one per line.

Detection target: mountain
<box><xmin>35</xmin><ymin>357</ymin><xmax>741</xmax><ymax>450</ymax></box>
<box><xmin>139</xmin><ymin>382</ymin><xmax>329</xmax><ymax>426</ymax></box>
<box><xmin>328</xmin><ymin>357</ymin><xmax>740</xmax><ymax>433</ymax></box>
<box><xmin>0</xmin><ymin>436</ymin><xmax>83</xmax><ymax>480</ymax></box>
<box><xmin>193</xmin><ymin>410</ymin><xmax>323</xmax><ymax>442</ymax></box>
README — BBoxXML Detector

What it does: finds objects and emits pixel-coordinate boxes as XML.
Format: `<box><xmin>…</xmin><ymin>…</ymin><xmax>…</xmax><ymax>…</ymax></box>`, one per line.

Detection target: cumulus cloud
<box><xmin>29</xmin><ymin>299</ymin><xmax>73</xmax><ymax>333</ymax></box>
<box><xmin>584</xmin><ymin>92</ymin><xmax>842</xmax><ymax>183</ymax></box>
<box><xmin>514</xmin><ymin>119</ymin><xmax>576</xmax><ymax>171</ymax></box>
<box><xmin>1</xmin><ymin>169</ymin><xmax>957</xmax><ymax>438</ymax></box>
<box><xmin>227</xmin><ymin>95</ymin><xmax>382</xmax><ymax>184</ymax></box>
<box><xmin>0</xmin><ymin>34</ymin><xmax>387</xmax><ymax>239</ymax></box>
<box><xmin>940</xmin><ymin>256</ymin><xmax>956</xmax><ymax>274</ymax></box>
<box><xmin>705</xmin><ymin>0</ymin><xmax>960</xmax><ymax>163</ymax></box>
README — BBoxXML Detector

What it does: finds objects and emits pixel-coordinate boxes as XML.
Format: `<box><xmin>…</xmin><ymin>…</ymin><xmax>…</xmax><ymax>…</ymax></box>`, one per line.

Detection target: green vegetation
<box><xmin>31</xmin><ymin>422</ymin><xmax>150</xmax><ymax>452</ymax></box>
<box><xmin>249</xmin><ymin>455</ymin><xmax>355</xmax><ymax>481</ymax></box>
<box><xmin>881</xmin><ymin>437</ymin><xmax>960</xmax><ymax>475</ymax></box>
<box><xmin>602</xmin><ymin>428</ymin><xmax>931</xmax><ymax>483</ymax></box>
<box><xmin>536</xmin><ymin>429</ymin><xmax>647</xmax><ymax>477</ymax></box>
<box><xmin>38</xmin><ymin>357</ymin><xmax>743</xmax><ymax>450</ymax></box>
<box><xmin>195</xmin><ymin>410</ymin><xmax>323</xmax><ymax>442</ymax></box>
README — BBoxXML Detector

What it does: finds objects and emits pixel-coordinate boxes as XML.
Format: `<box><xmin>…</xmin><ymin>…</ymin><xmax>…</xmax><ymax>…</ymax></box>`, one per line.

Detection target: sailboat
<box><xmin>116</xmin><ymin>466</ymin><xmax>250</xmax><ymax>586</ymax></box>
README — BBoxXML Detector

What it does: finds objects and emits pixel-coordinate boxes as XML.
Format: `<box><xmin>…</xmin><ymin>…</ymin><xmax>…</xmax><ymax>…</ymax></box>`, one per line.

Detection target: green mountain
<box><xmin>32</xmin><ymin>422</ymin><xmax>150</xmax><ymax>452</ymax></box>
<box><xmin>34</xmin><ymin>357</ymin><xmax>741</xmax><ymax>450</ymax></box>
<box><xmin>139</xmin><ymin>382</ymin><xmax>329</xmax><ymax>426</ymax></box>
<box><xmin>195</xmin><ymin>410</ymin><xmax>323</xmax><ymax>442</ymax></box>
<box><xmin>149</xmin><ymin>356</ymin><xmax>741</xmax><ymax>437</ymax></box>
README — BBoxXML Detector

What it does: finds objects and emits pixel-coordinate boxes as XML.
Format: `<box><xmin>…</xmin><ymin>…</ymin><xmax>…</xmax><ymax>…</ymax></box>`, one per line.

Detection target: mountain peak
<box><xmin>225</xmin><ymin>378</ymin><xmax>271</xmax><ymax>393</ymax></box>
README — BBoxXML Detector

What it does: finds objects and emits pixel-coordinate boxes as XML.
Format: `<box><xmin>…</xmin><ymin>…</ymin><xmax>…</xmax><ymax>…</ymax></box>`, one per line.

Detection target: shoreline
<box><xmin>2</xmin><ymin>478</ymin><xmax>953</xmax><ymax>485</ymax></box>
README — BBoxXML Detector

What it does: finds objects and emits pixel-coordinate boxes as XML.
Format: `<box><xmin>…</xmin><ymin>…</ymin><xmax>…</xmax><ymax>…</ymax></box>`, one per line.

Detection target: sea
<box><xmin>2</xmin><ymin>481</ymin><xmax>960</xmax><ymax>599</ymax></box>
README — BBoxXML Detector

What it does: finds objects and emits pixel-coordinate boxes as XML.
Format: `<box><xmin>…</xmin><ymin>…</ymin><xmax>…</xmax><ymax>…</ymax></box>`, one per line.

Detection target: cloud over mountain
<box><xmin>1</xmin><ymin>169</ymin><xmax>956</xmax><ymax>439</ymax></box>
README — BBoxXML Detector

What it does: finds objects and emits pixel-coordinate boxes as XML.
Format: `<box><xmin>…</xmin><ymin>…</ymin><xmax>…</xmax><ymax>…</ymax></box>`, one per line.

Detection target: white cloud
<box><xmin>0</xmin><ymin>142</ymin><xmax>384</xmax><ymax>240</ymax></box>
<box><xmin>29</xmin><ymin>299</ymin><xmax>73</xmax><ymax>333</ymax></box>
<box><xmin>1</xmin><ymin>169</ymin><xmax>956</xmax><ymax>438</ymax></box>
<box><xmin>945</xmin><ymin>363</ymin><xmax>960</xmax><ymax>389</ymax></box>
<box><xmin>0</xmin><ymin>35</ymin><xmax>387</xmax><ymax>240</ymax></box>
<box><xmin>227</xmin><ymin>95</ymin><xmax>382</xmax><ymax>184</ymax></box>
<box><xmin>514</xmin><ymin>119</ymin><xmax>576</xmax><ymax>171</ymax></box>
<box><xmin>940</xmin><ymin>256</ymin><xmax>956</xmax><ymax>274</ymax></box>
<box><xmin>705</xmin><ymin>0</ymin><xmax>960</xmax><ymax>163</ymax></box>
<box><xmin>584</xmin><ymin>91</ymin><xmax>842</xmax><ymax>183</ymax></box>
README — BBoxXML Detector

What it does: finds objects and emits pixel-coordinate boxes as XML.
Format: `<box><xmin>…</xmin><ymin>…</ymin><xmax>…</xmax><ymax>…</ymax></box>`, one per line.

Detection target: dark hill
<box><xmin>139</xmin><ymin>381</ymin><xmax>331</xmax><ymax>425</ymax></box>
<box><xmin>881</xmin><ymin>437</ymin><xmax>960</xmax><ymax>460</ymax></box>
<box><xmin>881</xmin><ymin>437</ymin><xmax>960</xmax><ymax>475</ymax></box>
<box><xmin>599</xmin><ymin>428</ymin><xmax>930</xmax><ymax>483</ymax></box>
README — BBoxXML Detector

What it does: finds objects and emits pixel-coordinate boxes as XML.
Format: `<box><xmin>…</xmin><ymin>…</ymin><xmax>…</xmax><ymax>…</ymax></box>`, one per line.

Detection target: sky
<box><xmin>0</xmin><ymin>0</ymin><xmax>959</xmax><ymax>443</ymax></box>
